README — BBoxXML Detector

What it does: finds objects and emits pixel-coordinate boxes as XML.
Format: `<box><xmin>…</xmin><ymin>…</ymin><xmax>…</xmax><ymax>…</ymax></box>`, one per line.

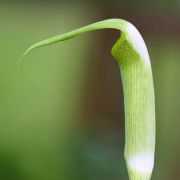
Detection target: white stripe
<box><xmin>128</xmin><ymin>154</ymin><xmax>154</xmax><ymax>173</ymax></box>
<box><xmin>126</xmin><ymin>23</ymin><xmax>151</xmax><ymax>68</ymax></box>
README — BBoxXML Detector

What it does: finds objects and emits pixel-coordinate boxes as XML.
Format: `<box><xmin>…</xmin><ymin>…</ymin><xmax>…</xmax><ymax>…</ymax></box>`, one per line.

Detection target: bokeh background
<box><xmin>0</xmin><ymin>0</ymin><xmax>180</xmax><ymax>179</ymax></box>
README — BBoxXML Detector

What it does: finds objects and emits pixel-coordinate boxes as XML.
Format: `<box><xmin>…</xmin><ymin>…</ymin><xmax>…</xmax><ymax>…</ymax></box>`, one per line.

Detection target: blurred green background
<box><xmin>0</xmin><ymin>0</ymin><xmax>180</xmax><ymax>179</ymax></box>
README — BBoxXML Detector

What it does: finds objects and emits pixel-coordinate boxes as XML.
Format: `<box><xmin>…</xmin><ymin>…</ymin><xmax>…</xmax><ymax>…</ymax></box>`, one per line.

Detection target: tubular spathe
<box><xmin>19</xmin><ymin>19</ymin><xmax>155</xmax><ymax>180</ymax></box>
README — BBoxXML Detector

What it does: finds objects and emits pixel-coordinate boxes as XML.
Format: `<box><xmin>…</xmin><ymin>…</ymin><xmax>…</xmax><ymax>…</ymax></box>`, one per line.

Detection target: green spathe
<box><xmin>112</xmin><ymin>33</ymin><xmax>155</xmax><ymax>179</ymax></box>
<box><xmin>19</xmin><ymin>19</ymin><xmax>155</xmax><ymax>180</ymax></box>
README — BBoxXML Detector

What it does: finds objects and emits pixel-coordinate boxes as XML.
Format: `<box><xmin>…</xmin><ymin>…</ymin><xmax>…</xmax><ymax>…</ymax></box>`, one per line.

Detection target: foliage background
<box><xmin>0</xmin><ymin>0</ymin><xmax>180</xmax><ymax>179</ymax></box>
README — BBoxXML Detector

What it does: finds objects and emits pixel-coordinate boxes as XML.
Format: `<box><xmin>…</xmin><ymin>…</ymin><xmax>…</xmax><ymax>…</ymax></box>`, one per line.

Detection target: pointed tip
<box><xmin>16</xmin><ymin>18</ymin><xmax>128</xmax><ymax>69</ymax></box>
<box><xmin>17</xmin><ymin>46</ymin><xmax>34</xmax><ymax>68</ymax></box>
<box><xmin>17</xmin><ymin>54</ymin><xmax>24</xmax><ymax>69</ymax></box>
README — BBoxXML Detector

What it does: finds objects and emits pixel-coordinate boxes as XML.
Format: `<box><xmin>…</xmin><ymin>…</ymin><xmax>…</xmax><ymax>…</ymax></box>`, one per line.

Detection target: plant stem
<box><xmin>112</xmin><ymin>33</ymin><xmax>155</xmax><ymax>179</ymax></box>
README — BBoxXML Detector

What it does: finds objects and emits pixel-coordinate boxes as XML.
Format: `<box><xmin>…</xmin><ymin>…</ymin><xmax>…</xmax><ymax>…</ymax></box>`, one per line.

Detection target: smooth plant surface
<box><xmin>19</xmin><ymin>19</ymin><xmax>156</xmax><ymax>180</ymax></box>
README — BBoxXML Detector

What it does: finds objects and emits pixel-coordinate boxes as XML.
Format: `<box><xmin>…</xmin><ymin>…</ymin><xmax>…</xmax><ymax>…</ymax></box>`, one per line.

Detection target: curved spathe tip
<box><xmin>18</xmin><ymin>19</ymin><xmax>151</xmax><ymax>69</ymax></box>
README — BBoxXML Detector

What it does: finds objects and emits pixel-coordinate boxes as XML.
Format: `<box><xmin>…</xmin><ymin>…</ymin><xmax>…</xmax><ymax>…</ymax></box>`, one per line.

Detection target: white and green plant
<box><xmin>19</xmin><ymin>19</ymin><xmax>156</xmax><ymax>180</ymax></box>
